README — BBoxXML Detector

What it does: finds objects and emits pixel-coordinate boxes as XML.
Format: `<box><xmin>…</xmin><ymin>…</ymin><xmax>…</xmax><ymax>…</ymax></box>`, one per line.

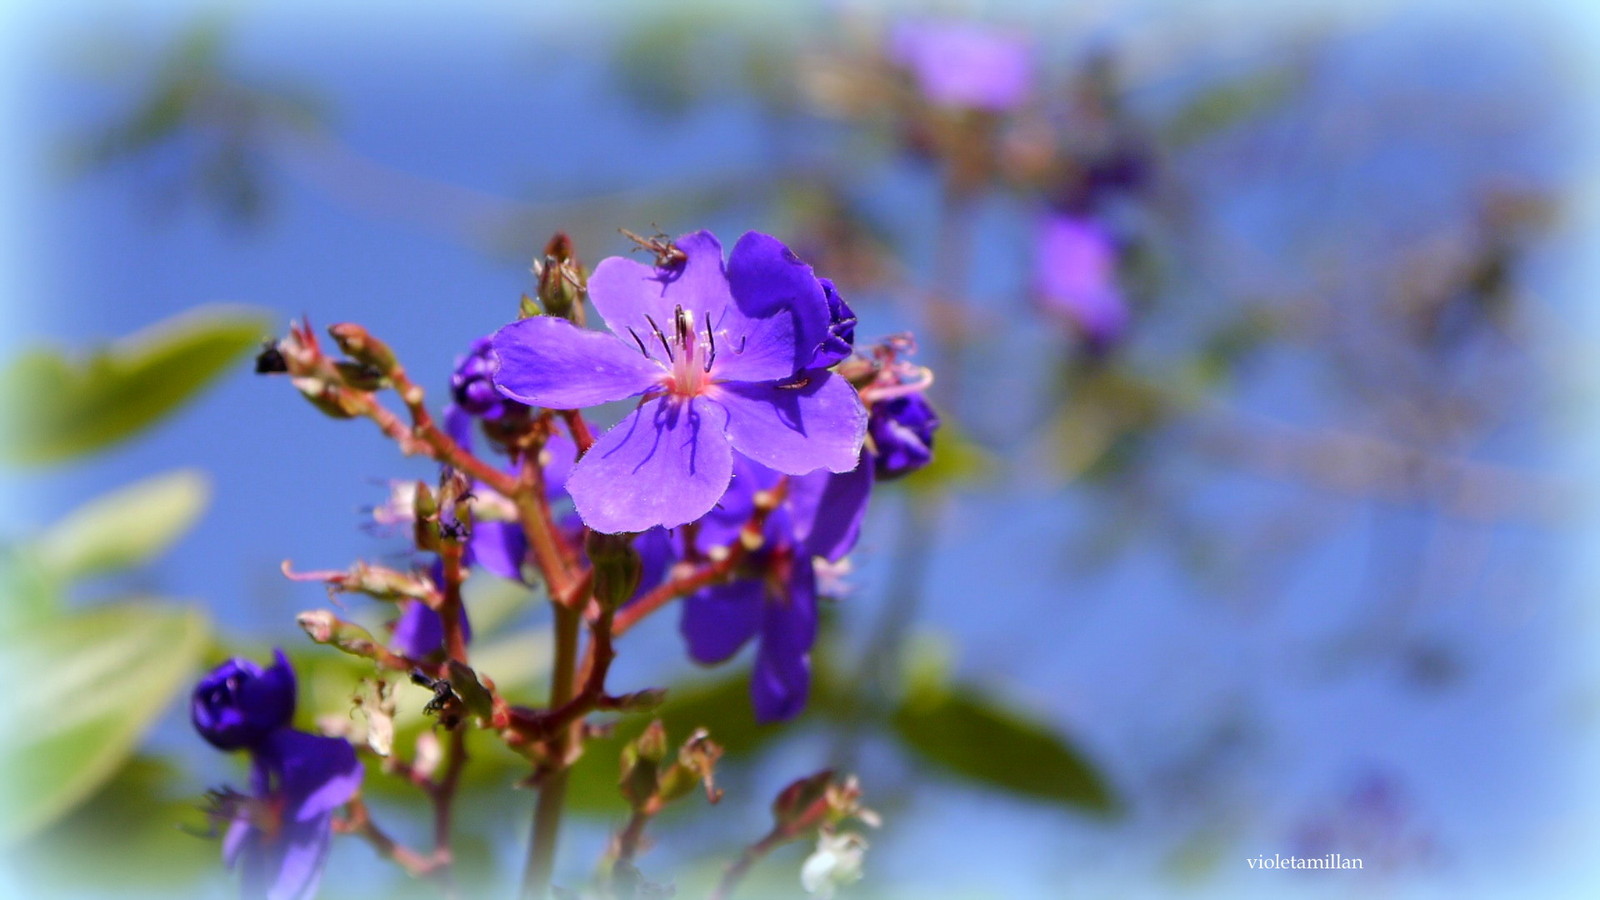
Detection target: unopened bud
<box><xmin>291</xmin><ymin>376</ymin><xmax>364</xmax><ymax>419</ymax></box>
<box><xmin>586</xmin><ymin>531</ymin><xmax>642</xmax><ymax>609</ymax></box>
<box><xmin>327</xmin><ymin>323</ymin><xmax>398</xmax><ymax>374</ymax></box>
<box><xmin>536</xmin><ymin>231</ymin><xmax>586</xmax><ymax>323</ymax></box>
<box><xmin>772</xmin><ymin>770</ymin><xmax>836</xmax><ymax>831</ymax></box>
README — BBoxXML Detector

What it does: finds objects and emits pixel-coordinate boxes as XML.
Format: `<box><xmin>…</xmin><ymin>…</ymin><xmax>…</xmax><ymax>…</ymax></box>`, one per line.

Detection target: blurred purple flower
<box><xmin>868</xmin><ymin>393</ymin><xmax>940</xmax><ymax>481</ymax></box>
<box><xmin>194</xmin><ymin>652</ymin><xmax>362</xmax><ymax>900</ymax></box>
<box><xmin>891</xmin><ymin>20</ymin><xmax>1031</xmax><ymax>112</ymax></box>
<box><xmin>680</xmin><ymin>455</ymin><xmax>871</xmax><ymax>722</ymax></box>
<box><xmin>192</xmin><ymin>650</ymin><xmax>297</xmax><ymax>752</ymax></box>
<box><xmin>491</xmin><ymin>230</ymin><xmax>867</xmax><ymax>534</ymax></box>
<box><xmin>1034</xmin><ymin>213</ymin><xmax>1129</xmax><ymax>348</ymax></box>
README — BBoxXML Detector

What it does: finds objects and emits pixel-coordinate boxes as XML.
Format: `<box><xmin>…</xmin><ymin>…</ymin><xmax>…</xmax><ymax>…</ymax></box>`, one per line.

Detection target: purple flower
<box><xmin>451</xmin><ymin>336</ymin><xmax>523</xmax><ymax>421</ymax></box>
<box><xmin>810</xmin><ymin>278</ymin><xmax>857</xmax><ymax>369</ymax></box>
<box><xmin>679</xmin><ymin>455</ymin><xmax>871</xmax><ymax>722</ymax></box>
<box><xmin>491</xmin><ymin>231</ymin><xmax>868</xmax><ymax>534</ymax></box>
<box><xmin>195</xmin><ymin>652</ymin><xmax>362</xmax><ymax>900</ymax></box>
<box><xmin>891</xmin><ymin>20</ymin><xmax>1032</xmax><ymax>112</ymax></box>
<box><xmin>868</xmin><ymin>393</ymin><xmax>940</xmax><ymax>481</ymax></box>
<box><xmin>1034</xmin><ymin>214</ymin><xmax>1129</xmax><ymax>348</ymax></box>
<box><xmin>193</xmin><ymin>650</ymin><xmax>297</xmax><ymax>752</ymax></box>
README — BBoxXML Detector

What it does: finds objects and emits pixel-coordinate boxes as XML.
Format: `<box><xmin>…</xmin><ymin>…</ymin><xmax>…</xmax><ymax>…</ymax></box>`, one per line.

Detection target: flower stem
<box><xmin>519</xmin><ymin>601</ymin><xmax>582</xmax><ymax>899</ymax></box>
<box><xmin>708</xmin><ymin>829</ymin><xmax>786</xmax><ymax>900</ymax></box>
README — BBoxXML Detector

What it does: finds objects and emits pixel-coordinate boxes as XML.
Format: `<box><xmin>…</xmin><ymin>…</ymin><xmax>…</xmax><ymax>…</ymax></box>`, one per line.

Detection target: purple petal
<box><xmin>237</xmin><ymin>813</ymin><xmax>332</xmax><ymax>900</ymax></box>
<box><xmin>567</xmin><ymin>396</ymin><xmax>734</xmax><ymax>533</ymax></box>
<box><xmin>469</xmin><ymin>520</ymin><xmax>529</xmax><ymax>582</ymax></box>
<box><xmin>715</xmin><ymin>232</ymin><xmax>832</xmax><ymax>383</ymax></box>
<box><xmin>633</xmin><ymin>526</ymin><xmax>676</xmax><ymax>599</ymax></box>
<box><xmin>1034</xmin><ymin>214</ymin><xmax>1128</xmax><ymax>346</ymax></box>
<box><xmin>588</xmin><ymin>231</ymin><xmax>735</xmax><ymax>358</ymax></box>
<box><xmin>751</xmin><ymin>562</ymin><xmax>818</xmax><ymax>723</ymax></box>
<box><xmin>541</xmin><ymin>432</ymin><xmax>580</xmax><ymax>495</ymax></box>
<box><xmin>392</xmin><ymin>599</ymin><xmax>472</xmax><ymax>658</ymax></box>
<box><xmin>261</xmin><ymin>730</ymin><xmax>362</xmax><ymax>823</ymax></box>
<box><xmin>223</xmin><ymin>816</ymin><xmax>251</xmax><ymax>869</ymax></box>
<box><xmin>681</xmin><ymin>579</ymin><xmax>764</xmax><ymax>665</ymax></box>
<box><xmin>714</xmin><ymin>372</ymin><xmax>867</xmax><ymax>476</ymax></box>
<box><xmin>693</xmin><ymin>454</ymin><xmax>784</xmax><ymax>552</ymax></box>
<box><xmin>788</xmin><ymin>459</ymin><xmax>873</xmax><ymax>563</ymax></box>
<box><xmin>892</xmin><ymin>21</ymin><xmax>1032</xmax><ymax>112</ymax></box>
<box><xmin>490</xmin><ymin>315</ymin><xmax>663</xmax><ymax>409</ymax></box>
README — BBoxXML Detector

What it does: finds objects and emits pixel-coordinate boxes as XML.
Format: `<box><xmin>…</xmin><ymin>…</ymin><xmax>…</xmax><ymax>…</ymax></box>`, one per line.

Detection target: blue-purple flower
<box><xmin>867</xmin><ymin>394</ymin><xmax>940</xmax><ymax>481</ymax></box>
<box><xmin>1034</xmin><ymin>213</ymin><xmax>1129</xmax><ymax>348</ymax></box>
<box><xmin>890</xmin><ymin>20</ymin><xmax>1032</xmax><ymax>112</ymax></box>
<box><xmin>679</xmin><ymin>455</ymin><xmax>872</xmax><ymax>722</ymax></box>
<box><xmin>193</xmin><ymin>651</ymin><xmax>297</xmax><ymax>752</ymax></box>
<box><xmin>194</xmin><ymin>651</ymin><xmax>362</xmax><ymax>900</ymax></box>
<box><xmin>490</xmin><ymin>231</ymin><xmax>868</xmax><ymax>534</ymax></box>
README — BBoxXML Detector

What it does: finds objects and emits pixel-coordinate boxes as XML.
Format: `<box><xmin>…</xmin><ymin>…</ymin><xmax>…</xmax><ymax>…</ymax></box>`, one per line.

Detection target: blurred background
<box><xmin>4</xmin><ymin>0</ymin><xmax>1600</xmax><ymax>897</ymax></box>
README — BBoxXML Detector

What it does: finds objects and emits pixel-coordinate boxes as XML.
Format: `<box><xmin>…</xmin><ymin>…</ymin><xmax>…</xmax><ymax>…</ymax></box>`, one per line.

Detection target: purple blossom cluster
<box><xmin>211</xmin><ymin>227</ymin><xmax>933</xmax><ymax>896</ymax></box>
<box><xmin>193</xmin><ymin>651</ymin><xmax>362</xmax><ymax>900</ymax></box>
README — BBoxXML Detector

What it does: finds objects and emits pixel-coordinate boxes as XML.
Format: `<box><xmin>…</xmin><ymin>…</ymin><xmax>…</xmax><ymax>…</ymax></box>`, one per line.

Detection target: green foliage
<box><xmin>1160</xmin><ymin>64</ymin><xmax>1305</xmax><ymax>149</ymax></box>
<box><xmin>33</xmin><ymin>469</ymin><xmax>210</xmax><ymax>584</ymax></box>
<box><xmin>7</xmin><ymin>755</ymin><xmax>218</xmax><ymax>892</ymax></box>
<box><xmin>0</xmin><ymin>305</ymin><xmax>271</xmax><ymax>464</ymax></box>
<box><xmin>0</xmin><ymin>601</ymin><xmax>211</xmax><ymax>842</ymax></box>
<box><xmin>891</xmin><ymin>681</ymin><xmax>1118</xmax><ymax>815</ymax></box>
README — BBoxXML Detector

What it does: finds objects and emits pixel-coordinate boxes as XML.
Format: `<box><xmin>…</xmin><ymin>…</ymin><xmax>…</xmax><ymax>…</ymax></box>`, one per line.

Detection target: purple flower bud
<box><xmin>1034</xmin><ymin>214</ymin><xmax>1129</xmax><ymax>349</ymax></box>
<box><xmin>451</xmin><ymin>337</ymin><xmax>518</xmax><ymax>420</ymax></box>
<box><xmin>810</xmin><ymin>278</ymin><xmax>858</xmax><ymax>369</ymax></box>
<box><xmin>869</xmin><ymin>394</ymin><xmax>940</xmax><ymax>480</ymax></box>
<box><xmin>192</xmin><ymin>650</ymin><xmax>297</xmax><ymax>752</ymax></box>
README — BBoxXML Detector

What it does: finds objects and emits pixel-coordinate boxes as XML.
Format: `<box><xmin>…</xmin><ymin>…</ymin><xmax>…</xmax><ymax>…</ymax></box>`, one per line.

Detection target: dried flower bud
<box><xmin>327</xmin><ymin>323</ymin><xmax>398</xmax><ymax>375</ymax></box>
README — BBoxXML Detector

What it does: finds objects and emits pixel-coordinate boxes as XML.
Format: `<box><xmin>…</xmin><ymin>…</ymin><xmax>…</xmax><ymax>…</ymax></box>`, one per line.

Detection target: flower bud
<box><xmin>869</xmin><ymin>394</ymin><xmax>940</xmax><ymax>480</ymax></box>
<box><xmin>810</xmin><ymin>278</ymin><xmax>858</xmax><ymax>368</ymax></box>
<box><xmin>536</xmin><ymin>231</ymin><xmax>585</xmax><ymax>323</ymax></box>
<box><xmin>450</xmin><ymin>337</ymin><xmax>518</xmax><ymax>420</ymax></box>
<box><xmin>586</xmin><ymin>531</ymin><xmax>643</xmax><ymax>610</ymax></box>
<box><xmin>191</xmin><ymin>649</ymin><xmax>297</xmax><ymax>752</ymax></box>
<box><xmin>327</xmin><ymin>323</ymin><xmax>398</xmax><ymax>375</ymax></box>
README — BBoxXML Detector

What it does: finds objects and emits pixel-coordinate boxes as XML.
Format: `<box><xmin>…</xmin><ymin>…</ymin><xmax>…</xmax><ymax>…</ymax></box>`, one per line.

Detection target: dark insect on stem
<box><xmin>254</xmin><ymin>339</ymin><xmax>288</xmax><ymax>374</ymax></box>
<box><xmin>410</xmin><ymin>670</ymin><xmax>465</xmax><ymax>730</ymax></box>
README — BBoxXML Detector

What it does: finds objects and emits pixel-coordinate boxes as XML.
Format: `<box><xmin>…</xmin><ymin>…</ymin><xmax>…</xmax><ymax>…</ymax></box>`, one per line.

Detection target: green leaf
<box><xmin>1160</xmin><ymin>65</ymin><xmax>1304</xmax><ymax>149</ymax></box>
<box><xmin>0</xmin><ymin>600</ymin><xmax>210</xmax><ymax>842</ymax></box>
<box><xmin>902</xmin><ymin>419</ymin><xmax>993</xmax><ymax>494</ymax></box>
<box><xmin>33</xmin><ymin>469</ymin><xmax>210</xmax><ymax>583</ymax></box>
<box><xmin>891</xmin><ymin>682</ymin><xmax>1118</xmax><ymax>815</ymax></box>
<box><xmin>0</xmin><ymin>305</ymin><xmax>272</xmax><ymax>465</ymax></box>
<box><xmin>8</xmin><ymin>755</ymin><xmax>218</xmax><ymax>891</ymax></box>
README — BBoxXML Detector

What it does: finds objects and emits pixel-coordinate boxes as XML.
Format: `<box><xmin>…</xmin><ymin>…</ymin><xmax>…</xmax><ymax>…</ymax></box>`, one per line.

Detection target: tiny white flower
<box><xmin>801</xmin><ymin>831</ymin><xmax>868</xmax><ymax>898</ymax></box>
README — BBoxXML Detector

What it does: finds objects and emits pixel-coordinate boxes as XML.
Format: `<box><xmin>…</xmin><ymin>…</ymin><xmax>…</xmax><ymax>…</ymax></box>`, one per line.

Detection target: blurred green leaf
<box><xmin>1160</xmin><ymin>65</ymin><xmax>1303</xmax><ymax>149</ymax></box>
<box><xmin>7</xmin><ymin>755</ymin><xmax>216</xmax><ymax>891</ymax></box>
<box><xmin>1</xmin><ymin>600</ymin><xmax>210</xmax><ymax>842</ymax></box>
<box><xmin>0</xmin><ymin>305</ymin><xmax>271</xmax><ymax>465</ymax></box>
<box><xmin>33</xmin><ymin>469</ymin><xmax>210</xmax><ymax>583</ymax></box>
<box><xmin>903</xmin><ymin>420</ymin><xmax>992</xmax><ymax>494</ymax></box>
<box><xmin>891</xmin><ymin>682</ymin><xmax>1117</xmax><ymax>815</ymax></box>
<box><xmin>0</xmin><ymin>544</ymin><xmax>60</xmax><ymax>629</ymax></box>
